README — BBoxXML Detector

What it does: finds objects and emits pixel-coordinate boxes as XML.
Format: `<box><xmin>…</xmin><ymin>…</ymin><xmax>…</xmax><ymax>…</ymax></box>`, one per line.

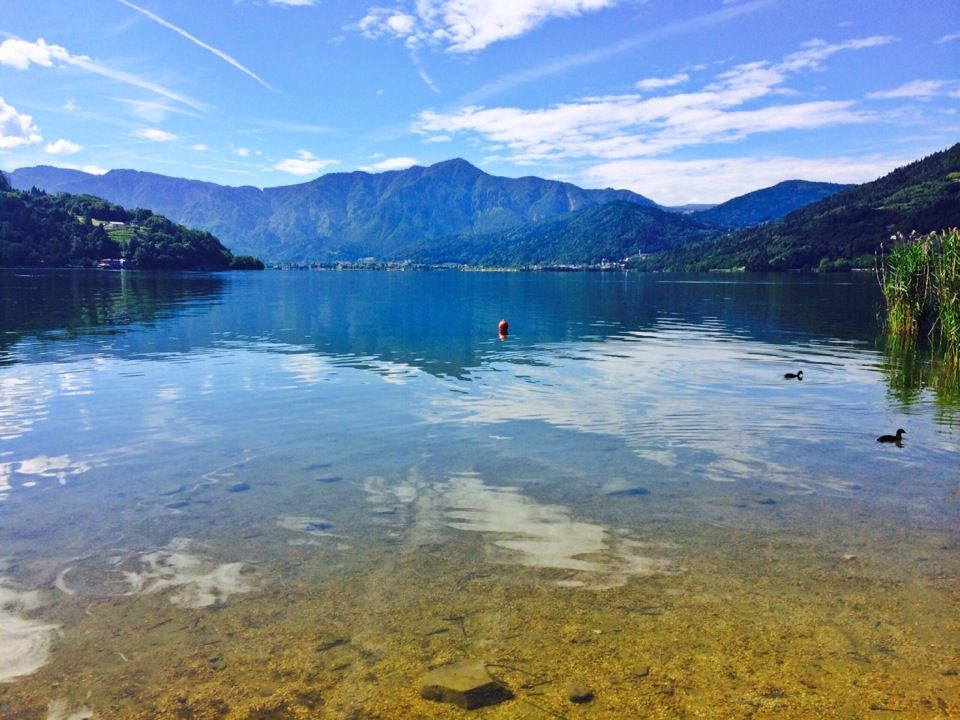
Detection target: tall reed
<box><xmin>877</xmin><ymin>231</ymin><xmax>931</xmax><ymax>336</ymax></box>
<box><xmin>877</xmin><ymin>229</ymin><xmax>960</xmax><ymax>364</ymax></box>
<box><xmin>930</xmin><ymin>228</ymin><xmax>960</xmax><ymax>365</ymax></box>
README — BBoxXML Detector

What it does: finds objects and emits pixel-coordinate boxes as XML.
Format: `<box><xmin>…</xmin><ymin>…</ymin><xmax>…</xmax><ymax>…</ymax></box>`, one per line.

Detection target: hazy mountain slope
<box><xmin>695</xmin><ymin>180</ymin><xmax>853</xmax><ymax>229</ymax></box>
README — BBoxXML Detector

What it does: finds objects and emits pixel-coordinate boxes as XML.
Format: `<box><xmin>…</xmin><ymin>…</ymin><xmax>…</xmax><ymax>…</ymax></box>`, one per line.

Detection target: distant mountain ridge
<box><xmin>10</xmin><ymin>159</ymin><xmax>658</xmax><ymax>263</ymax></box>
<box><xmin>642</xmin><ymin>143</ymin><xmax>960</xmax><ymax>271</ymax></box>
<box><xmin>694</xmin><ymin>180</ymin><xmax>853</xmax><ymax>229</ymax></box>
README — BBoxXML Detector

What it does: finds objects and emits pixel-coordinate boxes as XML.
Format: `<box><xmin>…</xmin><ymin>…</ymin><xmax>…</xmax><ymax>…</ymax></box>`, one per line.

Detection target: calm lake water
<box><xmin>1</xmin><ymin>269</ymin><xmax>957</xmax><ymax>719</ymax></box>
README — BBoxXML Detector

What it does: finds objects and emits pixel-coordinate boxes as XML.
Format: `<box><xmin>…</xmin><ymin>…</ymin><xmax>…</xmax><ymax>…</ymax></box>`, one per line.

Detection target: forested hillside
<box><xmin>0</xmin><ymin>172</ymin><xmax>261</xmax><ymax>270</ymax></box>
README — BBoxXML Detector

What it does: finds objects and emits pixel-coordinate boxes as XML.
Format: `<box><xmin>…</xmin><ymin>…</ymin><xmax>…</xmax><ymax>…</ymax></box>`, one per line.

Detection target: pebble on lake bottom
<box><xmin>566</xmin><ymin>680</ymin><xmax>595</xmax><ymax>703</ymax></box>
<box><xmin>420</xmin><ymin>660</ymin><xmax>512</xmax><ymax>709</ymax></box>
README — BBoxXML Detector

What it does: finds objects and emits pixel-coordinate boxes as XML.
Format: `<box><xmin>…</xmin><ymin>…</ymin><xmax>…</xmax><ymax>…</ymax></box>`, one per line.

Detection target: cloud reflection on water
<box><xmin>364</xmin><ymin>470</ymin><xmax>672</xmax><ymax>589</ymax></box>
<box><xmin>0</xmin><ymin>575</ymin><xmax>58</xmax><ymax>683</ymax></box>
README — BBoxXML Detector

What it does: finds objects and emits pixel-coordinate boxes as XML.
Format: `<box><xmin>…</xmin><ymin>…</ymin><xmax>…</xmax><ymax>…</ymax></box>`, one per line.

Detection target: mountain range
<box><xmin>643</xmin><ymin>143</ymin><xmax>960</xmax><ymax>272</ymax></box>
<box><xmin>9</xmin><ymin>160</ymin><xmax>848</xmax><ymax>265</ymax></box>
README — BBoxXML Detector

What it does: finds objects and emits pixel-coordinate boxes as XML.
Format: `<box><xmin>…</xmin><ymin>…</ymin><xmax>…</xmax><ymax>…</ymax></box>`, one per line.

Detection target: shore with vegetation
<box><xmin>0</xmin><ymin>171</ymin><xmax>262</xmax><ymax>271</ymax></box>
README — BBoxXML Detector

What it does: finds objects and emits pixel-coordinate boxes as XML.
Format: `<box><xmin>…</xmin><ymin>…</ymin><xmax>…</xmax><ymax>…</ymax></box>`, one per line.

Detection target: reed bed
<box><xmin>877</xmin><ymin>228</ymin><xmax>960</xmax><ymax>368</ymax></box>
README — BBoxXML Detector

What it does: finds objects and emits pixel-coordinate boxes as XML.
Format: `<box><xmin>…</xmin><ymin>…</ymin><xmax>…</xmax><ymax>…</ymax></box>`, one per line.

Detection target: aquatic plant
<box><xmin>877</xmin><ymin>231</ymin><xmax>931</xmax><ymax>336</ymax></box>
<box><xmin>877</xmin><ymin>229</ymin><xmax>960</xmax><ymax>365</ymax></box>
<box><xmin>930</xmin><ymin>228</ymin><xmax>960</xmax><ymax>365</ymax></box>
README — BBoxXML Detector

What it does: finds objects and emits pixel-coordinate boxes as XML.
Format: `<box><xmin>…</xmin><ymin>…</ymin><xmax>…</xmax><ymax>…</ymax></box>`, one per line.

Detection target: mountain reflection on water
<box><xmin>3</xmin><ymin>269</ymin><xmax>883</xmax><ymax>374</ymax></box>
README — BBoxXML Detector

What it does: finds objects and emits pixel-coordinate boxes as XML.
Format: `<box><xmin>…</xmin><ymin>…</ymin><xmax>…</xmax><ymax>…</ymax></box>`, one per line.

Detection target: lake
<box><xmin>1</xmin><ymin>269</ymin><xmax>957</xmax><ymax>719</ymax></box>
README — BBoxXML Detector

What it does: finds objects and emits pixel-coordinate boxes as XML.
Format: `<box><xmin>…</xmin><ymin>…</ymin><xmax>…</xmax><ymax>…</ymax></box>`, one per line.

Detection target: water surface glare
<box><xmin>0</xmin><ymin>269</ymin><xmax>957</xmax><ymax>719</ymax></box>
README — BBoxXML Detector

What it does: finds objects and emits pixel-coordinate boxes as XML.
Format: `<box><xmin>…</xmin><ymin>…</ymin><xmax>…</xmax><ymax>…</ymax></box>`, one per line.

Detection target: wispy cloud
<box><xmin>134</xmin><ymin>127</ymin><xmax>178</xmax><ymax>142</ymax></box>
<box><xmin>454</xmin><ymin>0</ymin><xmax>776</xmax><ymax>105</ymax></box>
<box><xmin>410</xmin><ymin>48</ymin><xmax>441</xmax><ymax>94</ymax></box>
<box><xmin>273</xmin><ymin>149</ymin><xmax>339</xmax><ymax>175</ymax></box>
<box><xmin>44</xmin><ymin>138</ymin><xmax>82</xmax><ymax>154</ymax></box>
<box><xmin>636</xmin><ymin>73</ymin><xmax>689</xmax><ymax>90</ymax></box>
<box><xmin>867</xmin><ymin>79</ymin><xmax>957</xmax><ymax>100</ymax></box>
<box><xmin>356</xmin><ymin>0</ymin><xmax>626</xmax><ymax>53</ymax></box>
<box><xmin>358</xmin><ymin>156</ymin><xmax>419</xmax><ymax>172</ymax></box>
<box><xmin>415</xmin><ymin>37</ymin><xmax>890</xmax><ymax>163</ymax></box>
<box><xmin>268</xmin><ymin>0</ymin><xmax>316</xmax><ymax>5</ymax></box>
<box><xmin>0</xmin><ymin>37</ymin><xmax>205</xmax><ymax>111</ymax></box>
<box><xmin>251</xmin><ymin>119</ymin><xmax>337</xmax><ymax>134</ymax></box>
<box><xmin>0</xmin><ymin>96</ymin><xmax>42</xmax><ymax>149</ymax></box>
<box><xmin>583</xmin><ymin>154</ymin><xmax>907</xmax><ymax>205</ymax></box>
<box><xmin>110</xmin><ymin>97</ymin><xmax>202</xmax><ymax>122</ymax></box>
<box><xmin>937</xmin><ymin>32</ymin><xmax>960</xmax><ymax>44</ymax></box>
<box><xmin>117</xmin><ymin>0</ymin><xmax>273</xmax><ymax>90</ymax></box>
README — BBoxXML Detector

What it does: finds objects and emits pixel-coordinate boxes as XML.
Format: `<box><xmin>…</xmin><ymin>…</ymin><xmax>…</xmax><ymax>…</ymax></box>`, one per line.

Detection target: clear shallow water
<box><xmin>0</xmin><ymin>269</ymin><xmax>957</xmax><ymax>719</ymax></box>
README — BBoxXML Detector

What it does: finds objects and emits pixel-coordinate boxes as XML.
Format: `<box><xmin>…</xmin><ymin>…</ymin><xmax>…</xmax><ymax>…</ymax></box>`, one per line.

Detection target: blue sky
<box><xmin>1</xmin><ymin>0</ymin><xmax>957</xmax><ymax>204</ymax></box>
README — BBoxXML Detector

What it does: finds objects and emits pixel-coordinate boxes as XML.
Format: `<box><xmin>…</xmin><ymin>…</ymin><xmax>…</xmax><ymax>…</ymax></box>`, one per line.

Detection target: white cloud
<box><xmin>268</xmin><ymin>0</ymin><xmax>316</xmax><ymax>5</ymax></box>
<box><xmin>636</xmin><ymin>72</ymin><xmax>689</xmax><ymax>90</ymax></box>
<box><xmin>233</xmin><ymin>147</ymin><xmax>252</xmax><ymax>157</ymax></box>
<box><xmin>357</xmin><ymin>0</ymin><xmax>624</xmax><ymax>53</ymax></box>
<box><xmin>778</xmin><ymin>36</ymin><xmax>895</xmax><ymax>72</ymax></box>
<box><xmin>273</xmin><ymin>150</ymin><xmax>339</xmax><ymax>175</ymax></box>
<box><xmin>358</xmin><ymin>156</ymin><xmax>419</xmax><ymax>172</ymax></box>
<box><xmin>63</xmin><ymin>98</ymin><xmax>77</xmax><ymax>112</ymax></box>
<box><xmin>867</xmin><ymin>80</ymin><xmax>955</xmax><ymax>100</ymax></box>
<box><xmin>44</xmin><ymin>138</ymin><xmax>83</xmax><ymax>155</ymax></box>
<box><xmin>117</xmin><ymin>0</ymin><xmax>272</xmax><ymax>90</ymax></box>
<box><xmin>0</xmin><ymin>37</ymin><xmax>70</xmax><ymax>69</ymax></box>
<box><xmin>191</xmin><ymin>143</ymin><xmax>209</xmax><ymax>151</ymax></box>
<box><xmin>82</xmin><ymin>165</ymin><xmax>109</xmax><ymax>175</ymax></box>
<box><xmin>0</xmin><ymin>97</ymin><xmax>42</xmax><ymax>150</ymax></box>
<box><xmin>0</xmin><ymin>37</ymin><xmax>204</xmax><ymax>111</ymax></box>
<box><xmin>414</xmin><ymin>37</ymin><xmax>889</xmax><ymax>162</ymax></box>
<box><xmin>583</xmin><ymin>154</ymin><xmax>906</xmax><ymax>205</ymax></box>
<box><xmin>937</xmin><ymin>32</ymin><xmax>960</xmax><ymax>44</ymax></box>
<box><xmin>135</xmin><ymin>127</ymin><xmax>178</xmax><ymax>142</ymax></box>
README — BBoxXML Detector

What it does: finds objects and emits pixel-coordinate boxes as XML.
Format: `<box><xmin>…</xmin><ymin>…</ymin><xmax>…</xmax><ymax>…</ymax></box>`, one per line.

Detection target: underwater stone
<box><xmin>227</xmin><ymin>482</ymin><xmax>250</xmax><ymax>493</ymax></box>
<box><xmin>606</xmin><ymin>486</ymin><xmax>650</xmax><ymax>497</ymax></box>
<box><xmin>566</xmin><ymin>680</ymin><xmax>594</xmax><ymax>703</ymax></box>
<box><xmin>420</xmin><ymin>661</ymin><xmax>512</xmax><ymax>709</ymax></box>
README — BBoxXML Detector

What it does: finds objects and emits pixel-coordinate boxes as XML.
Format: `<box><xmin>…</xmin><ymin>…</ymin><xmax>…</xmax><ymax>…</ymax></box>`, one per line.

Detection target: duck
<box><xmin>877</xmin><ymin>428</ymin><xmax>906</xmax><ymax>443</ymax></box>
<box><xmin>784</xmin><ymin>370</ymin><xmax>803</xmax><ymax>380</ymax></box>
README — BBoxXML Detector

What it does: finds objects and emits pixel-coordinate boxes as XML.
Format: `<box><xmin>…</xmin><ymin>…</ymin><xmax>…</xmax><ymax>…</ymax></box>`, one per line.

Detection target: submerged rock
<box><xmin>226</xmin><ymin>482</ymin><xmax>250</xmax><ymax>493</ymax></box>
<box><xmin>606</xmin><ymin>487</ymin><xmax>650</xmax><ymax>498</ymax></box>
<box><xmin>420</xmin><ymin>660</ymin><xmax>512</xmax><ymax>709</ymax></box>
<box><xmin>566</xmin><ymin>680</ymin><xmax>594</xmax><ymax>703</ymax></box>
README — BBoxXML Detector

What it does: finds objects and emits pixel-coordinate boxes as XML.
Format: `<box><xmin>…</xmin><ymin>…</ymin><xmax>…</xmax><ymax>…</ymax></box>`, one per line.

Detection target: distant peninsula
<box><xmin>0</xmin><ymin>171</ymin><xmax>262</xmax><ymax>271</ymax></box>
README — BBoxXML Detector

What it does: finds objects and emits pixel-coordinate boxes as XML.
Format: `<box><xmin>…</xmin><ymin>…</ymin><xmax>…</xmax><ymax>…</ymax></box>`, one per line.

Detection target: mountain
<box><xmin>0</xmin><ymin>172</ymin><xmax>261</xmax><ymax>270</ymax></box>
<box><xmin>641</xmin><ymin>143</ymin><xmax>960</xmax><ymax>272</ymax></box>
<box><xmin>407</xmin><ymin>201</ymin><xmax>714</xmax><ymax>266</ymax></box>
<box><xmin>694</xmin><ymin>180</ymin><xmax>853</xmax><ymax>229</ymax></box>
<box><xmin>664</xmin><ymin>203</ymin><xmax>717</xmax><ymax>214</ymax></box>
<box><xmin>10</xmin><ymin>159</ymin><xmax>658</xmax><ymax>263</ymax></box>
